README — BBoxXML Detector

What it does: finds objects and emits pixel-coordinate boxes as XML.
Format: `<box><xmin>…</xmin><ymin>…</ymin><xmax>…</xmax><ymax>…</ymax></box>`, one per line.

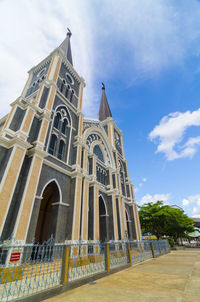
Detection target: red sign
<box><xmin>10</xmin><ymin>252</ymin><xmax>21</xmax><ymax>262</ymax></box>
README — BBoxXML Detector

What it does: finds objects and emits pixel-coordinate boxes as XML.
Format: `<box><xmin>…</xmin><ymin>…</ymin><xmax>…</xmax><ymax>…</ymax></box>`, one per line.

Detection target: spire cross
<box><xmin>67</xmin><ymin>28</ymin><xmax>72</xmax><ymax>38</ymax></box>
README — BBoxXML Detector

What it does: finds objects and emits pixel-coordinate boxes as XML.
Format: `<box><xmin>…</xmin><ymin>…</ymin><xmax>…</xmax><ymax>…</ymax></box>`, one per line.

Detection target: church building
<box><xmin>0</xmin><ymin>31</ymin><xmax>142</xmax><ymax>246</ymax></box>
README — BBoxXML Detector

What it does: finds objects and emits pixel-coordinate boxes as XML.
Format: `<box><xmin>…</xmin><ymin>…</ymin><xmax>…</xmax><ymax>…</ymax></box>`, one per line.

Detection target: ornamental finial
<box><xmin>102</xmin><ymin>82</ymin><xmax>105</xmax><ymax>90</ymax></box>
<box><xmin>67</xmin><ymin>28</ymin><xmax>72</xmax><ymax>38</ymax></box>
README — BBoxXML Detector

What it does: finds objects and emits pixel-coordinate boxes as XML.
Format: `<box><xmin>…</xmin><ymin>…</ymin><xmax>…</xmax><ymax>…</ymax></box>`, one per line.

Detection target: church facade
<box><xmin>0</xmin><ymin>32</ymin><xmax>142</xmax><ymax>246</ymax></box>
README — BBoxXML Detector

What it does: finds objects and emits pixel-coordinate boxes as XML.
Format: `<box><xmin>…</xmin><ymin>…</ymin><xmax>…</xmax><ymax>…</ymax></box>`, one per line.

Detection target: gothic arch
<box><xmin>99</xmin><ymin>195</ymin><xmax>109</xmax><ymax>242</ymax></box>
<box><xmin>54</xmin><ymin>104</ymin><xmax>72</xmax><ymax>125</ymax></box>
<box><xmin>99</xmin><ymin>194</ymin><xmax>108</xmax><ymax>216</ymax></box>
<box><xmin>125</xmin><ymin>207</ymin><xmax>131</xmax><ymax>240</ymax></box>
<box><xmin>125</xmin><ymin>208</ymin><xmax>130</xmax><ymax>222</ymax></box>
<box><xmin>91</xmin><ymin>142</ymin><xmax>106</xmax><ymax>163</ymax></box>
<box><xmin>83</xmin><ymin>127</ymin><xmax>115</xmax><ymax>168</ymax></box>
<box><xmin>47</xmin><ymin>104</ymin><xmax>72</xmax><ymax>164</ymax></box>
<box><xmin>34</xmin><ymin>179</ymin><xmax>61</xmax><ymax>243</ymax></box>
<box><xmin>40</xmin><ymin>178</ymin><xmax>62</xmax><ymax>204</ymax></box>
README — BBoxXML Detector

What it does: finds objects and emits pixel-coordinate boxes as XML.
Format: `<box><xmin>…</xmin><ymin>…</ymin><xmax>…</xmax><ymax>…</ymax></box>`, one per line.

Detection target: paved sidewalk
<box><xmin>44</xmin><ymin>249</ymin><xmax>200</xmax><ymax>302</ymax></box>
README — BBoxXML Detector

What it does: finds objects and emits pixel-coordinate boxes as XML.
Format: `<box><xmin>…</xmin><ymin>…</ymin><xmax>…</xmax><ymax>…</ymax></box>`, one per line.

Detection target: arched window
<box><xmin>93</xmin><ymin>145</ymin><xmax>104</xmax><ymax>163</ymax></box>
<box><xmin>48</xmin><ymin>134</ymin><xmax>57</xmax><ymax>155</ymax></box>
<box><xmin>60</xmin><ymin>80</ymin><xmax>65</xmax><ymax>93</ymax></box>
<box><xmin>99</xmin><ymin>196</ymin><xmax>108</xmax><ymax>242</ymax></box>
<box><xmin>70</xmin><ymin>90</ymin><xmax>74</xmax><ymax>103</ymax></box>
<box><xmin>125</xmin><ymin>209</ymin><xmax>131</xmax><ymax>240</ymax></box>
<box><xmin>48</xmin><ymin>106</ymin><xmax>71</xmax><ymax>162</ymax></box>
<box><xmin>58</xmin><ymin>140</ymin><xmax>65</xmax><ymax>160</ymax></box>
<box><xmin>61</xmin><ymin>119</ymin><xmax>68</xmax><ymax>134</ymax></box>
<box><xmin>53</xmin><ymin>113</ymin><xmax>61</xmax><ymax>129</ymax></box>
<box><xmin>65</xmin><ymin>85</ymin><xmax>69</xmax><ymax>98</ymax></box>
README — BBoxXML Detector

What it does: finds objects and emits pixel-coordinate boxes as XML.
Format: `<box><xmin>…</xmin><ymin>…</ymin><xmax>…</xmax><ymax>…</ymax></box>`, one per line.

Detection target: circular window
<box><xmin>65</xmin><ymin>73</ymin><xmax>73</xmax><ymax>84</ymax></box>
<box><xmin>38</xmin><ymin>68</ymin><xmax>46</xmax><ymax>78</ymax></box>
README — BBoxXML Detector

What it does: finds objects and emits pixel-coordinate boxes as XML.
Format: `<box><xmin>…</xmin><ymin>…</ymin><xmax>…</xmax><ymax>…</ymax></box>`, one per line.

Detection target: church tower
<box><xmin>0</xmin><ymin>31</ymin><xmax>141</xmax><ymax>247</ymax></box>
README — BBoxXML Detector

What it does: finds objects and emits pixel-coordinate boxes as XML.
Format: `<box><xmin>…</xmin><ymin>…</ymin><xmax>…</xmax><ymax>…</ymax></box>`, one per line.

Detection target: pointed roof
<box><xmin>58</xmin><ymin>28</ymin><xmax>73</xmax><ymax>65</ymax></box>
<box><xmin>98</xmin><ymin>83</ymin><xmax>112</xmax><ymax>121</ymax></box>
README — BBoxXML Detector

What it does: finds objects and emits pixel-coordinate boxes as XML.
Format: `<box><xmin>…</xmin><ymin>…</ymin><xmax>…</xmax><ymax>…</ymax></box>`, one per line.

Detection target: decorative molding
<box><xmin>26</xmin><ymin>147</ymin><xmax>48</xmax><ymax>159</ymax></box>
<box><xmin>35</xmin><ymin>195</ymin><xmax>43</xmax><ymax>200</ymax></box>
<box><xmin>51</xmin><ymin>202</ymin><xmax>70</xmax><ymax>207</ymax></box>
<box><xmin>0</xmin><ymin>136</ymin><xmax>31</xmax><ymax>150</ymax></box>
<box><xmin>43</xmin><ymin>158</ymin><xmax>72</xmax><ymax>176</ymax></box>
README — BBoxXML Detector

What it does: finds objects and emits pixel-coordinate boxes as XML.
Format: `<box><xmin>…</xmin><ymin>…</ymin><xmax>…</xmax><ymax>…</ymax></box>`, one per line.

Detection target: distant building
<box><xmin>192</xmin><ymin>218</ymin><xmax>200</xmax><ymax>229</ymax></box>
<box><xmin>0</xmin><ymin>31</ymin><xmax>141</xmax><ymax>246</ymax></box>
<box><xmin>170</xmin><ymin>205</ymin><xmax>183</xmax><ymax>210</ymax></box>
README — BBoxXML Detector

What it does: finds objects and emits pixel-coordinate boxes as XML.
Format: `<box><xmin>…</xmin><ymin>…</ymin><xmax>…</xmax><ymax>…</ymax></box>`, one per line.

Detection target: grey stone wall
<box><xmin>26</xmin><ymin>163</ymin><xmax>75</xmax><ymax>243</ymax></box>
<box><xmin>88</xmin><ymin>186</ymin><xmax>94</xmax><ymax>240</ymax></box>
<box><xmin>39</xmin><ymin>86</ymin><xmax>50</xmax><ymax>109</ymax></box>
<box><xmin>128</xmin><ymin>204</ymin><xmax>136</xmax><ymax>240</ymax></box>
<box><xmin>1</xmin><ymin>156</ymin><xmax>32</xmax><ymax>241</ymax></box>
<box><xmin>9</xmin><ymin>107</ymin><xmax>26</xmax><ymax>132</ymax></box>
<box><xmin>25</xmin><ymin>60</ymin><xmax>51</xmax><ymax>97</ymax></box>
<box><xmin>27</xmin><ymin>117</ymin><xmax>41</xmax><ymax>143</ymax></box>
<box><xmin>58</xmin><ymin>62</ymin><xmax>80</xmax><ymax>96</ymax></box>
<box><xmin>99</xmin><ymin>191</ymin><xmax>114</xmax><ymax>241</ymax></box>
<box><xmin>0</xmin><ymin>146</ymin><xmax>13</xmax><ymax>183</ymax></box>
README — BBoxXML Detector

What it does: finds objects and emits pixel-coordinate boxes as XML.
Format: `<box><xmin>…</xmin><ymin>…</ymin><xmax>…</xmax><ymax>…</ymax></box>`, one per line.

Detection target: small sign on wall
<box><xmin>10</xmin><ymin>252</ymin><xmax>21</xmax><ymax>262</ymax></box>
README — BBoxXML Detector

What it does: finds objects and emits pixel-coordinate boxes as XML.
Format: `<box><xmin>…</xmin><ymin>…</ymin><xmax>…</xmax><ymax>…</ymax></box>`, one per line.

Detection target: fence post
<box><xmin>127</xmin><ymin>242</ymin><xmax>132</xmax><ymax>264</ymax></box>
<box><xmin>61</xmin><ymin>245</ymin><xmax>71</xmax><ymax>284</ymax></box>
<box><xmin>163</xmin><ymin>241</ymin><xmax>167</xmax><ymax>253</ymax></box>
<box><xmin>158</xmin><ymin>241</ymin><xmax>162</xmax><ymax>254</ymax></box>
<box><xmin>165</xmin><ymin>240</ymin><xmax>169</xmax><ymax>253</ymax></box>
<box><xmin>150</xmin><ymin>241</ymin><xmax>155</xmax><ymax>258</ymax></box>
<box><xmin>105</xmin><ymin>243</ymin><xmax>110</xmax><ymax>271</ymax></box>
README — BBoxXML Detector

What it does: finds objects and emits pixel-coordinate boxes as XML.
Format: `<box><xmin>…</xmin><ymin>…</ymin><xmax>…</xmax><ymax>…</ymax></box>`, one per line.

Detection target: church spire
<box><xmin>58</xmin><ymin>28</ymin><xmax>73</xmax><ymax>65</ymax></box>
<box><xmin>98</xmin><ymin>83</ymin><xmax>112</xmax><ymax>121</ymax></box>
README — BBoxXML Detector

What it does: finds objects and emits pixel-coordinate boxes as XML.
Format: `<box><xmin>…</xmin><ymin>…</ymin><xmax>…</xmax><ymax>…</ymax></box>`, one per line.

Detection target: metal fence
<box><xmin>130</xmin><ymin>240</ymin><xmax>153</xmax><ymax>264</ymax></box>
<box><xmin>68</xmin><ymin>243</ymin><xmax>105</xmax><ymax>282</ymax></box>
<box><xmin>0</xmin><ymin>239</ymin><xmax>64</xmax><ymax>302</ymax></box>
<box><xmin>0</xmin><ymin>239</ymin><xmax>170</xmax><ymax>301</ymax></box>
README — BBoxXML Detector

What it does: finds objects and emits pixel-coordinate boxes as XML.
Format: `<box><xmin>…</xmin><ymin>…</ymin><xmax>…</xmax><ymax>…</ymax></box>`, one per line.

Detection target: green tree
<box><xmin>139</xmin><ymin>201</ymin><xmax>194</xmax><ymax>240</ymax></box>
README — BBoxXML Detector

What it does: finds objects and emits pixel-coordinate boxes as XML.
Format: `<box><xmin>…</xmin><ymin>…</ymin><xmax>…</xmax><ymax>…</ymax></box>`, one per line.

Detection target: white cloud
<box><xmin>182</xmin><ymin>194</ymin><xmax>200</xmax><ymax>207</ymax></box>
<box><xmin>192</xmin><ymin>207</ymin><xmax>200</xmax><ymax>218</ymax></box>
<box><xmin>181</xmin><ymin>195</ymin><xmax>200</xmax><ymax>218</ymax></box>
<box><xmin>180</xmin><ymin>194</ymin><xmax>200</xmax><ymax>218</ymax></box>
<box><xmin>149</xmin><ymin>109</ymin><xmax>200</xmax><ymax>160</ymax></box>
<box><xmin>134</xmin><ymin>177</ymin><xmax>147</xmax><ymax>192</ymax></box>
<box><xmin>182</xmin><ymin>199</ymin><xmax>190</xmax><ymax>206</ymax></box>
<box><xmin>1</xmin><ymin>0</ymin><xmax>200</xmax><ymax>118</ymax></box>
<box><xmin>0</xmin><ymin>0</ymin><xmax>98</xmax><ymax>117</ymax></box>
<box><xmin>139</xmin><ymin>193</ymin><xmax>171</xmax><ymax>206</ymax></box>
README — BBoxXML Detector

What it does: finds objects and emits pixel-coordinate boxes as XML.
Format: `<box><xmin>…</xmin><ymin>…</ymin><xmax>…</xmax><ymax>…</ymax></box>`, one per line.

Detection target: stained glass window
<box><xmin>93</xmin><ymin>145</ymin><xmax>104</xmax><ymax>163</ymax></box>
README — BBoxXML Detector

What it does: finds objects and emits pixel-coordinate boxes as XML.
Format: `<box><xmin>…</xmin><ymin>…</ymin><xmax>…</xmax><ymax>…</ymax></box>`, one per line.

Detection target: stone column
<box><xmin>93</xmin><ymin>185</ymin><xmax>99</xmax><ymax>241</ymax></box>
<box><xmin>81</xmin><ymin>178</ymin><xmax>89</xmax><ymax>241</ymax></box>
<box><xmin>71</xmin><ymin>176</ymin><xmax>83</xmax><ymax>241</ymax></box>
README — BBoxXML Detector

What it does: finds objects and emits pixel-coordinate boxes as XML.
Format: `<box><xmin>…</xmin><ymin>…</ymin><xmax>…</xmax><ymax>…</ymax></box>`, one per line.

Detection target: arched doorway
<box><xmin>125</xmin><ymin>209</ymin><xmax>131</xmax><ymax>240</ymax></box>
<box><xmin>34</xmin><ymin>181</ymin><xmax>60</xmax><ymax>243</ymax></box>
<box><xmin>99</xmin><ymin>196</ymin><xmax>107</xmax><ymax>242</ymax></box>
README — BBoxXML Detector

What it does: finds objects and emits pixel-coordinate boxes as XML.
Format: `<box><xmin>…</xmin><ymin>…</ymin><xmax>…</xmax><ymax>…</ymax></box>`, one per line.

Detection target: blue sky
<box><xmin>1</xmin><ymin>0</ymin><xmax>200</xmax><ymax>217</ymax></box>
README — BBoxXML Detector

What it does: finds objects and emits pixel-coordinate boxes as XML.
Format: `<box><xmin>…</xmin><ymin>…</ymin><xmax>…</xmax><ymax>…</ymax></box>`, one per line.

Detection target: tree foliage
<box><xmin>139</xmin><ymin>201</ymin><xmax>194</xmax><ymax>240</ymax></box>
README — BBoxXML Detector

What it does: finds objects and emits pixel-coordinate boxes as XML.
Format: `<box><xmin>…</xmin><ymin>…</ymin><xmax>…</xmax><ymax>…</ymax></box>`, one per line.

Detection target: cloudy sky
<box><xmin>1</xmin><ymin>0</ymin><xmax>200</xmax><ymax>217</ymax></box>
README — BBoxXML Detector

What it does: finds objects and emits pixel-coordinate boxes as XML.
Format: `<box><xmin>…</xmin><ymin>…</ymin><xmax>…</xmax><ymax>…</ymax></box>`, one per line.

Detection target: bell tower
<box><xmin>0</xmin><ymin>30</ymin><xmax>85</xmax><ymax>244</ymax></box>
